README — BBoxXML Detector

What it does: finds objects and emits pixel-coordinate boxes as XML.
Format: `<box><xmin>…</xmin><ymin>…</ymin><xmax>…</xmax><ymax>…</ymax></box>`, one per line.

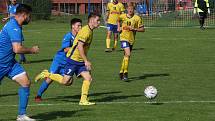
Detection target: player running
<box><xmin>0</xmin><ymin>4</ymin><xmax>39</xmax><ymax>121</ymax></box>
<box><xmin>2</xmin><ymin>0</ymin><xmax>27</xmax><ymax>64</ymax></box>
<box><xmin>35</xmin><ymin>13</ymin><xmax>101</xmax><ymax>105</ymax></box>
<box><xmin>34</xmin><ymin>18</ymin><xmax>82</xmax><ymax>102</ymax></box>
<box><xmin>105</xmin><ymin>0</ymin><xmax>125</xmax><ymax>52</ymax></box>
<box><xmin>118</xmin><ymin>3</ymin><xmax>145</xmax><ymax>81</ymax></box>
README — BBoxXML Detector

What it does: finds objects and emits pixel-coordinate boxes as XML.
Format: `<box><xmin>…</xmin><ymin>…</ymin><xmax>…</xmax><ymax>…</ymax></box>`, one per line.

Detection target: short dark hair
<box><xmin>70</xmin><ymin>18</ymin><xmax>82</xmax><ymax>26</ymax></box>
<box><xmin>88</xmin><ymin>13</ymin><xmax>101</xmax><ymax>22</ymax></box>
<box><xmin>16</xmin><ymin>4</ymin><xmax>32</xmax><ymax>14</ymax></box>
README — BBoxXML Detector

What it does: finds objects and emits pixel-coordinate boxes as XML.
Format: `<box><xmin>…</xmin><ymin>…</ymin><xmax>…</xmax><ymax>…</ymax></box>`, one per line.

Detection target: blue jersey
<box><xmin>53</xmin><ymin>32</ymin><xmax>75</xmax><ymax>65</ymax></box>
<box><xmin>8</xmin><ymin>4</ymin><xmax>19</xmax><ymax>16</ymax></box>
<box><xmin>0</xmin><ymin>18</ymin><xmax>24</xmax><ymax>67</ymax></box>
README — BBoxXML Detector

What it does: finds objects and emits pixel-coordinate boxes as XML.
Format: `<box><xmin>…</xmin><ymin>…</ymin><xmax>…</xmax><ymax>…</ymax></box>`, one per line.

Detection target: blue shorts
<box><xmin>49</xmin><ymin>60</ymin><xmax>65</xmax><ymax>75</ymax></box>
<box><xmin>64</xmin><ymin>60</ymin><xmax>88</xmax><ymax>77</ymax></box>
<box><xmin>107</xmin><ymin>23</ymin><xmax>118</xmax><ymax>33</ymax></box>
<box><xmin>0</xmin><ymin>62</ymin><xmax>25</xmax><ymax>81</ymax></box>
<box><xmin>121</xmin><ymin>41</ymin><xmax>133</xmax><ymax>50</ymax></box>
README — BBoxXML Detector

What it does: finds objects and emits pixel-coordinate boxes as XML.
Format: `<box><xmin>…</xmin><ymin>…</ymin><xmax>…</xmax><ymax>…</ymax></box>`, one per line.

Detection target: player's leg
<box><xmin>8</xmin><ymin>63</ymin><xmax>35</xmax><ymax>121</ymax></box>
<box><xmin>35</xmin><ymin>60</ymin><xmax>61</xmax><ymax>101</ymax></box>
<box><xmin>35</xmin><ymin>78</ymin><xmax>52</xmax><ymax>102</ymax></box>
<box><xmin>105</xmin><ymin>24</ymin><xmax>113</xmax><ymax>52</ymax></box>
<box><xmin>199</xmin><ymin>12</ymin><xmax>205</xmax><ymax>29</ymax></box>
<box><xmin>119</xmin><ymin>41</ymin><xmax>131</xmax><ymax>80</ymax></box>
<box><xmin>112</xmin><ymin>25</ymin><xmax>118</xmax><ymax>50</ymax></box>
<box><xmin>35</xmin><ymin>62</ymin><xmax>74</xmax><ymax>85</ymax></box>
<box><xmin>122</xmin><ymin>47</ymin><xmax>131</xmax><ymax>80</ymax></box>
<box><xmin>35</xmin><ymin>70</ymin><xmax>73</xmax><ymax>85</ymax></box>
<box><xmin>79</xmin><ymin>71</ymin><xmax>95</xmax><ymax>105</ymax></box>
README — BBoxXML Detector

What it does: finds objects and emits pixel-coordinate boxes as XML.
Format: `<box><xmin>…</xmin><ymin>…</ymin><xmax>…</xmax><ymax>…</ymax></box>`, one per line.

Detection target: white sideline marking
<box><xmin>0</xmin><ymin>100</ymin><xmax>215</xmax><ymax>107</ymax></box>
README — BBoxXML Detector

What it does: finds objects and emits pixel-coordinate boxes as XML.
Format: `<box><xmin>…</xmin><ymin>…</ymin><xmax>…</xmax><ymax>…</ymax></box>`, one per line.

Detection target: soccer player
<box><xmin>118</xmin><ymin>3</ymin><xmax>145</xmax><ymax>80</ymax></box>
<box><xmin>35</xmin><ymin>13</ymin><xmax>101</xmax><ymax>105</ymax></box>
<box><xmin>34</xmin><ymin>18</ymin><xmax>82</xmax><ymax>102</ymax></box>
<box><xmin>194</xmin><ymin>0</ymin><xmax>210</xmax><ymax>30</ymax></box>
<box><xmin>105</xmin><ymin>0</ymin><xmax>125</xmax><ymax>52</ymax></box>
<box><xmin>2</xmin><ymin>0</ymin><xmax>28</xmax><ymax>64</ymax></box>
<box><xmin>0</xmin><ymin>4</ymin><xmax>39</xmax><ymax>121</ymax></box>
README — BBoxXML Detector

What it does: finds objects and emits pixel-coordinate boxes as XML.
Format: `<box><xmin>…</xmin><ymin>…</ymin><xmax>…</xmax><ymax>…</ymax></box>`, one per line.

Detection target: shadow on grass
<box><xmin>28</xmin><ymin>59</ymin><xmax>53</xmax><ymax>64</ymax></box>
<box><xmin>126</xmin><ymin>73</ymin><xmax>170</xmax><ymax>82</ymax></box>
<box><xmin>32</xmin><ymin>109</ymin><xmax>89</xmax><ymax>121</ymax></box>
<box><xmin>92</xmin><ymin>94</ymin><xmax>142</xmax><ymax>102</ymax></box>
<box><xmin>116</xmin><ymin>47</ymin><xmax>145</xmax><ymax>52</ymax></box>
<box><xmin>46</xmin><ymin>91</ymin><xmax>122</xmax><ymax>102</ymax></box>
<box><xmin>0</xmin><ymin>93</ymin><xmax>18</xmax><ymax>97</ymax></box>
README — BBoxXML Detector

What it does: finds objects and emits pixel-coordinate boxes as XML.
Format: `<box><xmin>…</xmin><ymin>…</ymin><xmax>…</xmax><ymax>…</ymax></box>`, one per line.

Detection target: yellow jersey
<box><xmin>66</xmin><ymin>25</ymin><xmax>93</xmax><ymax>62</ymax></box>
<box><xmin>107</xmin><ymin>2</ymin><xmax>125</xmax><ymax>25</ymax></box>
<box><xmin>119</xmin><ymin>14</ymin><xmax>143</xmax><ymax>45</ymax></box>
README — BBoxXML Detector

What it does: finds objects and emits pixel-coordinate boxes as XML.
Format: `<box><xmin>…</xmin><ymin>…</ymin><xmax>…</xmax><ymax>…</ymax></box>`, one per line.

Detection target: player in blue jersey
<box><xmin>34</xmin><ymin>18</ymin><xmax>82</xmax><ymax>102</ymax></box>
<box><xmin>2</xmin><ymin>0</ymin><xmax>28</xmax><ymax>64</ymax></box>
<box><xmin>0</xmin><ymin>4</ymin><xmax>39</xmax><ymax>121</ymax></box>
<box><xmin>2</xmin><ymin>0</ymin><xmax>19</xmax><ymax>22</ymax></box>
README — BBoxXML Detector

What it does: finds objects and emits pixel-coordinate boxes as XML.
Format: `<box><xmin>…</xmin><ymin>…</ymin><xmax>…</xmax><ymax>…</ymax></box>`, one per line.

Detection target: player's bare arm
<box><xmin>77</xmin><ymin>41</ymin><xmax>91</xmax><ymax>71</ymax></box>
<box><xmin>12</xmin><ymin>42</ymin><xmax>39</xmax><ymax>54</ymax></box>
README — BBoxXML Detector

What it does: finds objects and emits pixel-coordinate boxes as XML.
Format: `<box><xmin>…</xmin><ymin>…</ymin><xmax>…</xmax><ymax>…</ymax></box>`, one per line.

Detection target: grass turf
<box><xmin>0</xmin><ymin>20</ymin><xmax>215</xmax><ymax>121</ymax></box>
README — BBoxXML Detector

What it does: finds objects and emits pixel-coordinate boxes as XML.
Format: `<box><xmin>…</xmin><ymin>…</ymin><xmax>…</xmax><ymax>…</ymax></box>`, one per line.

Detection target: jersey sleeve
<box><xmin>119</xmin><ymin>14</ymin><xmax>124</xmax><ymax>21</ymax></box>
<box><xmin>61</xmin><ymin>34</ymin><xmax>72</xmax><ymax>49</ymax></box>
<box><xmin>120</xmin><ymin>3</ymin><xmax>125</xmax><ymax>13</ymax></box>
<box><xmin>206</xmin><ymin>0</ymin><xmax>209</xmax><ymax>8</ymax></box>
<box><xmin>107</xmin><ymin>3</ymin><xmax>110</xmax><ymax>11</ymax></box>
<box><xmin>77</xmin><ymin>29</ymin><xmax>89</xmax><ymax>43</ymax></box>
<box><xmin>194</xmin><ymin>0</ymin><xmax>198</xmax><ymax>8</ymax></box>
<box><xmin>137</xmin><ymin>16</ymin><xmax>144</xmax><ymax>28</ymax></box>
<box><xmin>7</xmin><ymin>25</ymin><xmax>23</xmax><ymax>43</ymax></box>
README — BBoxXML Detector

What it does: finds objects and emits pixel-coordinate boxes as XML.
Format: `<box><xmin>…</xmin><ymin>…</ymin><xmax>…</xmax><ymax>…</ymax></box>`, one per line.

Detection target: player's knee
<box><xmin>21</xmin><ymin>80</ymin><xmax>31</xmax><ymax>87</ymax></box>
<box><xmin>85</xmin><ymin>76</ymin><xmax>92</xmax><ymax>82</ymax></box>
<box><xmin>124</xmin><ymin>53</ymin><xmax>131</xmax><ymax>57</ymax></box>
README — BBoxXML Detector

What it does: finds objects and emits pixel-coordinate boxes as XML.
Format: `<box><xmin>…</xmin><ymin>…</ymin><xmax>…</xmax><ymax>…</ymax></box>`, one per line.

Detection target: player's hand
<box><xmin>130</xmin><ymin>27</ymin><xmax>137</xmax><ymax>31</ymax></box>
<box><xmin>208</xmin><ymin>8</ymin><xmax>210</xmax><ymax>14</ymax></box>
<box><xmin>117</xmin><ymin>27</ymin><xmax>121</xmax><ymax>32</ymax></box>
<box><xmin>193</xmin><ymin>9</ymin><xmax>197</xmax><ymax>14</ymax></box>
<box><xmin>85</xmin><ymin>61</ymin><xmax>92</xmax><ymax>71</ymax></box>
<box><xmin>122</xmin><ymin>26</ymin><xmax>131</xmax><ymax>31</ymax></box>
<box><xmin>31</xmin><ymin>46</ymin><xmax>39</xmax><ymax>54</ymax></box>
<box><xmin>2</xmin><ymin>18</ymin><xmax>8</xmax><ymax>23</ymax></box>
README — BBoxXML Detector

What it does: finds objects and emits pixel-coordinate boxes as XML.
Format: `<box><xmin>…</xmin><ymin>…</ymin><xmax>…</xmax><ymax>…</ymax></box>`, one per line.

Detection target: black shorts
<box><xmin>199</xmin><ymin>12</ymin><xmax>207</xmax><ymax>18</ymax></box>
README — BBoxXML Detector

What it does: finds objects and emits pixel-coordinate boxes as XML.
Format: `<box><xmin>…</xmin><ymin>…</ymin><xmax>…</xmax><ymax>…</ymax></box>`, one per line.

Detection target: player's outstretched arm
<box><xmin>12</xmin><ymin>42</ymin><xmax>39</xmax><ymax>54</ymax></box>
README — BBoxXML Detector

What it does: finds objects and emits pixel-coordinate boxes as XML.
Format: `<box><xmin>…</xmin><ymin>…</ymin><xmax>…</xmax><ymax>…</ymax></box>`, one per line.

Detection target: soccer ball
<box><xmin>144</xmin><ymin>86</ymin><xmax>158</xmax><ymax>99</ymax></box>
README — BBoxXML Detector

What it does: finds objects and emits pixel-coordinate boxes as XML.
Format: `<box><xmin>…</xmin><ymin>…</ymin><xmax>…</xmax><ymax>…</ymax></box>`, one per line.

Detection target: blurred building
<box><xmin>51</xmin><ymin>0</ymin><xmax>141</xmax><ymax>15</ymax></box>
<box><xmin>0</xmin><ymin>0</ymin><xmax>8</xmax><ymax>13</ymax></box>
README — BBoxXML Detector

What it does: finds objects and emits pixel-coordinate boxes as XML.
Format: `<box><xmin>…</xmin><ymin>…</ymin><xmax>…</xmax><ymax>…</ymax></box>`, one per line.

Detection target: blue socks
<box><xmin>18</xmin><ymin>87</ymin><xmax>29</xmax><ymax>115</ymax></box>
<box><xmin>37</xmin><ymin>80</ymin><xmax>49</xmax><ymax>97</ymax></box>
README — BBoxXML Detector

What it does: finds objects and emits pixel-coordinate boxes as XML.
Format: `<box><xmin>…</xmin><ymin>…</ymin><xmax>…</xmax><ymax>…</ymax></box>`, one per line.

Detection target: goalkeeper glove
<box><xmin>193</xmin><ymin>8</ymin><xmax>197</xmax><ymax>14</ymax></box>
<box><xmin>208</xmin><ymin>8</ymin><xmax>210</xmax><ymax>14</ymax></box>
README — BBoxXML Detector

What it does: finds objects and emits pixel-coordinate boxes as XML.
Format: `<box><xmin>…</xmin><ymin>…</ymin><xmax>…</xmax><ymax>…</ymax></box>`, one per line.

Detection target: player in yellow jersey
<box><xmin>118</xmin><ymin>3</ymin><xmax>145</xmax><ymax>80</ymax></box>
<box><xmin>105</xmin><ymin>0</ymin><xmax>125</xmax><ymax>52</ymax></box>
<box><xmin>35</xmin><ymin>13</ymin><xmax>101</xmax><ymax>105</ymax></box>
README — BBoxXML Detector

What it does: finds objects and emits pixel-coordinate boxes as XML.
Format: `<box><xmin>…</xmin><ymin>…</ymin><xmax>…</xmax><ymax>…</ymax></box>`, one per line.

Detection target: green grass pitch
<box><xmin>1</xmin><ymin>20</ymin><xmax>215</xmax><ymax>121</ymax></box>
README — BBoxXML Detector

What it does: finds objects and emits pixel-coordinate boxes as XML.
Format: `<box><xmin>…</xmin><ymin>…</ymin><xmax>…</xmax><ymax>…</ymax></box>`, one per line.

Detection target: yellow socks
<box><xmin>120</xmin><ymin>56</ymin><xmax>129</xmax><ymax>73</ymax></box>
<box><xmin>80</xmin><ymin>80</ymin><xmax>91</xmax><ymax>102</ymax></box>
<box><xmin>120</xmin><ymin>58</ymin><xmax>125</xmax><ymax>73</ymax></box>
<box><xmin>48</xmin><ymin>73</ymin><xmax>63</xmax><ymax>83</ymax></box>
<box><xmin>123</xmin><ymin>56</ymin><xmax>129</xmax><ymax>73</ymax></box>
<box><xmin>113</xmin><ymin>40</ymin><xmax>117</xmax><ymax>49</ymax></box>
<box><xmin>106</xmin><ymin>38</ymin><xmax>111</xmax><ymax>49</ymax></box>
